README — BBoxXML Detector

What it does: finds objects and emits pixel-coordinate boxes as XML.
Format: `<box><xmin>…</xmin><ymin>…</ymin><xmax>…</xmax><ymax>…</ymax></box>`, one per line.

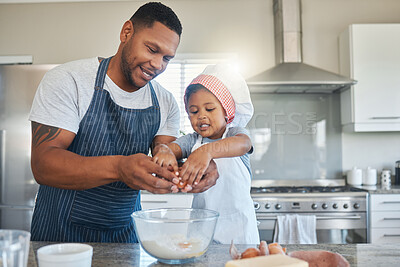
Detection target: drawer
<box><xmin>370</xmin><ymin>194</ymin><xmax>400</xmax><ymax>211</ymax></box>
<box><xmin>370</xmin><ymin>211</ymin><xmax>400</xmax><ymax>228</ymax></box>
<box><xmin>141</xmin><ymin>192</ymin><xmax>193</xmax><ymax>210</ymax></box>
<box><xmin>370</xmin><ymin>228</ymin><xmax>400</xmax><ymax>243</ymax></box>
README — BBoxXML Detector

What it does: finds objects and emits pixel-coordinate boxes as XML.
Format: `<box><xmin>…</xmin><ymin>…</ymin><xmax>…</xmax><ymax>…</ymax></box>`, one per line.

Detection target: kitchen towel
<box><xmin>273</xmin><ymin>214</ymin><xmax>317</xmax><ymax>244</ymax></box>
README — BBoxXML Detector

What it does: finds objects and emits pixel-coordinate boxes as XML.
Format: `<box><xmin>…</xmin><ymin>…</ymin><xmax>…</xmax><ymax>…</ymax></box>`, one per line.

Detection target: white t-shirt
<box><xmin>29</xmin><ymin>57</ymin><xmax>180</xmax><ymax>137</ymax></box>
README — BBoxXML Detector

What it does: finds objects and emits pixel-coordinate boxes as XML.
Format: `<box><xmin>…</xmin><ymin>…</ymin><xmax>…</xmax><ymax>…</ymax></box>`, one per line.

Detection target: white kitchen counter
<box><xmin>354</xmin><ymin>185</ymin><xmax>400</xmax><ymax>194</ymax></box>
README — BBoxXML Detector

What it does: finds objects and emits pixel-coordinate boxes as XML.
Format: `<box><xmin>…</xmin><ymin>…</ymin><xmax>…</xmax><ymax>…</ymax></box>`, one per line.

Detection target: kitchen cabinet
<box><xmin>141</xmin><ymin>192</ymin><xmax>193</xmax><ymax>209</ymax></box>
<box><xmin>339</xmin><ymin>24</ymin><xmax>400</xmax><ymax>132</ymax></box>
<box><xmin>369</xmin><ymin>194</ymin><xmax>400</xmax><ymax>243</ymax></box>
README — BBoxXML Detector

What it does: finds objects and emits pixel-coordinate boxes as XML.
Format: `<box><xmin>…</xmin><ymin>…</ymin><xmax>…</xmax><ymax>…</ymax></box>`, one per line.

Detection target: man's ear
<box><xmin>120</xmin><ymin>20</ymin><xmax>134</xmax><ymax>43</ymax></box>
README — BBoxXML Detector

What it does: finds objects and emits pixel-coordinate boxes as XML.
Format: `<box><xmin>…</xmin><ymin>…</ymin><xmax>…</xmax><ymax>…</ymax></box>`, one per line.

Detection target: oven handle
<box><xmin>256</xmin><ymin>215</ymin><xmax>362</xmax><ymax>220</ymax></box>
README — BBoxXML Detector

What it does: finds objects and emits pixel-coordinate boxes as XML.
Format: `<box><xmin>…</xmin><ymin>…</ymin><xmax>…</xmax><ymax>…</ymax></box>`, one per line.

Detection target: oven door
<box><xmin>256</xmin><ymin>212</ymin><xmax>368</xmax><ymax>244</ymax></box>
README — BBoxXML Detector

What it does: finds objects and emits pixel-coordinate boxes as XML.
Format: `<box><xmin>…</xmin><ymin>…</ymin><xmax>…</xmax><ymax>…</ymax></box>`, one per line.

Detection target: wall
<box><xmin>1</xmin><ymin>0</ymin><xmax>400</xmax><ymax>175</ymax></box>
<box><xmin>0</xmin><ymin>0</ymin><xmax>274</xmax><ymax>77</ymax></box>
<box><xmin>300</xmin><ymin>0</ymin><xmax>400</xmax><ymax>175</ymax></box>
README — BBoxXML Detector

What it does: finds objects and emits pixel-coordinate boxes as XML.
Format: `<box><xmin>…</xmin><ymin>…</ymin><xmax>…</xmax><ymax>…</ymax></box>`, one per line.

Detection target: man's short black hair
<box><xmin>130</xmin><ymin>2</ymin><xmax>182</xmax><ymax>36</ymax></box>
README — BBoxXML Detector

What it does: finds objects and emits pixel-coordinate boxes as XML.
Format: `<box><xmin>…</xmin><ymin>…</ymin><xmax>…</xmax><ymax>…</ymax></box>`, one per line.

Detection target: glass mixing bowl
<box><xmin>132</xmin><ymin>208</ymin><xmax>219</xmax><ymax>264</ymax></box>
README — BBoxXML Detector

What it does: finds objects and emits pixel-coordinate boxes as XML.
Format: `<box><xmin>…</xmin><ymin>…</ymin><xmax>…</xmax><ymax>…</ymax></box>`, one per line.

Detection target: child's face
<box><xmin>187</xmin><ymin>89</ymin><xmax>227</xmax><ymax>139</ymax></box>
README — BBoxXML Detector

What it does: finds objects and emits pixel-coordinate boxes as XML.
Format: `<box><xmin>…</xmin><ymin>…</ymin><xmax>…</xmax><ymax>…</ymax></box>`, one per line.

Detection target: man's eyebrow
<box><xmin>145</xmin><ymin>41</ymin><xmax>175</xmax><ymax>58</ymax></box>
<box><xmin>145</xmin><ymin>41</ymin><xmax>160</xmax><ymax>50</ymax></box>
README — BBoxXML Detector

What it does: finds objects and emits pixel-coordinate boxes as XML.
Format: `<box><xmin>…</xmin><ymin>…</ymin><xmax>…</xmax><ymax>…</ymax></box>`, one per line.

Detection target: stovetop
<box><xmin>251</xmin><ymin>186</ymin><xmax>367</xmax><ymax>194</ymax></box>
<box><xmin>251</xmin><ymin>185</ymin><xmax>368</xmax><ymax>212</ymax></box>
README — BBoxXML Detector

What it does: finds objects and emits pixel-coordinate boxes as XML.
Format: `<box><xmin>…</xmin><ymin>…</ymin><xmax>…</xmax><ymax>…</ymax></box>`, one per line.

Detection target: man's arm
<box><xmin>31</xmin><ymin>122</ymin><xmax>176</xmax><ymax>193</ymax></box>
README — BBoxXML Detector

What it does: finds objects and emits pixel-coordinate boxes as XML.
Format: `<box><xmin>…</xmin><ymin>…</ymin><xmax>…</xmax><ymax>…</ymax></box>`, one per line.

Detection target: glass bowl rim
<box><xmin>132</xmin><ymin>208</ymin><xmax>219</xmax><ymax>223</ymax></box>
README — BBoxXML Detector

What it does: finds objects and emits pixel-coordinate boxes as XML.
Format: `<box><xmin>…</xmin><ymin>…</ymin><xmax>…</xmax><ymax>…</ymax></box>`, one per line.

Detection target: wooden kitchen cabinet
<box><xmin>339</xmin><ymin>24</ymin><xmax>400</xmax><ymax>132</ymax></box>
<box><xmin>141</xmin><ymin>192</ymin><xmax>193</xmax><ymax>209</ymax></box>
<box><xmin>369</xmin><ymin>194</ymin><xmax>400</xmax><ymax>243</ymax></box>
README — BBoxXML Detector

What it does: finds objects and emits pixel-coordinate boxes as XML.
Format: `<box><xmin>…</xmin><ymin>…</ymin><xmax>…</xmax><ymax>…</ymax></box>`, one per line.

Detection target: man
<box><xmin>29</xmin><ymin>2</ymin><xmax>218</xmax><ymax>243</ymax></box>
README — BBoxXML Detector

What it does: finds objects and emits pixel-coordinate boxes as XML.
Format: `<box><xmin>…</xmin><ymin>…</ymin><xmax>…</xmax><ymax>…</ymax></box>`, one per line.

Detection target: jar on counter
<box><xmin>381</xmin><ymin>170</ymin><xmax>391</xmax><ymax>188</ymax></box>
<box><xmin>395</xmin><ymin>160</ymin><xmax>400</xmax><ymax>185</ymax></box>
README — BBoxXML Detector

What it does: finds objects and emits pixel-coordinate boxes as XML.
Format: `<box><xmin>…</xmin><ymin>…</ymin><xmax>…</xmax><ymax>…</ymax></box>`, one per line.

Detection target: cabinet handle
<box><xmin>384</xmin><ymin>234</ymin><xmax>400</xmax><ymax>237</ymax></box>
<box><xmin>0</xmin><ymin>204</ymin><xmax>33</xmax><ymax>211</ymax></box>
<box><xmin>141</xmin><ymin>200</ymin><xmax>168</xmax><ymax>203</ymax></box>
<box><xmin>383</xmin><ymin>218</ymin><xmax>400</xmax><ymax>220</ymax></box>
<box><xmin>0</xmin><ymin>130</ymin><xmax>5</xmax><ymax>204</ymax></box>
<box><xmin>382</xmin><ymin>201</ymin><xmax>400</xmax><ymax>204</ymax></box>
<box><xmin>371</xmin><ymin>116</ymin><xmax>400</xmax><ymax>120</ymax></box>
<box><xmin>256</xmin><ymin>215</ymin><xmax>361</xmax><ymax>220</ymax></box>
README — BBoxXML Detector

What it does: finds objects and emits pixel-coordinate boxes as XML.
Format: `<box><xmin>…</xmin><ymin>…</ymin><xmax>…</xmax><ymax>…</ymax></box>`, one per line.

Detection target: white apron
<box><xmin>191</xmin><ymin>130</ymin><xmax>260</xmax><ymax>244</ymax></box>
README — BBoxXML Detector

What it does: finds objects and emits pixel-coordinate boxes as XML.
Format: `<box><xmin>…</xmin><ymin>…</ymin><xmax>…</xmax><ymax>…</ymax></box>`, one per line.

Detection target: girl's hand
<box><xmin>152</xmin><ymin>144</ymin><xmax>179</xmax><ymax>174</ymax></box>
<box><xmin>180</xmin><ymin>149</ymin><xmax>213</xmax><ymax>187</ymax></box>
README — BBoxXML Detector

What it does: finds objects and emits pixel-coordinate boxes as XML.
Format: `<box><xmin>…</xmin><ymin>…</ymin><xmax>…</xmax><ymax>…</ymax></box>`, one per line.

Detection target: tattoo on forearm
<box><xmin>32</xmin><ymin>122</ymin><xmax>61</xmax><ymax>146</ymax></box>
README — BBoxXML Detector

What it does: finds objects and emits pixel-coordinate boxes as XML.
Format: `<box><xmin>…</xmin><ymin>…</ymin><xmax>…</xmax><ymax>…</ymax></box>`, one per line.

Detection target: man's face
<box><xmin>120</xmin><ymin>21</ymin><xmax>180</xmax><ymax>91</ymax></box>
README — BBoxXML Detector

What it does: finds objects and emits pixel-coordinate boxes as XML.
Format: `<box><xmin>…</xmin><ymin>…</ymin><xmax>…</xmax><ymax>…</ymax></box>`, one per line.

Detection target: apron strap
<box><xmin>148</xmin><ymin>82</ymin><xmax>160</xmax><ymax>108</ymax></box>
<box><xmin>94</xmin><ymin>57</ymin><xmax>112</xmax><ymax>90</ymax></box>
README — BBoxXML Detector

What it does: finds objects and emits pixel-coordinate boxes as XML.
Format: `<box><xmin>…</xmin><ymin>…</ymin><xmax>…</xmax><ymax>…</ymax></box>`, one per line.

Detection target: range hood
<box><xmin>247</xmin><ymin>0</ymin><xmax>356</xmax><ymax>93</ymax></box>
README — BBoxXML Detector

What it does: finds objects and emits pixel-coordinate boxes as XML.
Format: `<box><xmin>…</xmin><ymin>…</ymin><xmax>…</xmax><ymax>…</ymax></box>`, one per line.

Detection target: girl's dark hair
<box><xmin>130</xmin><ymin>2</ymin><xmax>182</xmax><ymax>36</ymax></box>
<box><xmin>184</xmin><ymin>84</ymin><xmax>209</xmax><ymax>108</ymax></box>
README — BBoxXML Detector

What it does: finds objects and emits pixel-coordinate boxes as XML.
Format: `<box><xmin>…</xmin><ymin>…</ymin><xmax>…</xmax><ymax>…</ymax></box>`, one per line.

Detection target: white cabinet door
<box><xmin>339</xmin><ymin>24</ymin><xmax>400</xmax><ymax>132</ymax></box>
<box><xmin>370</xmin><ymin>211</ymin><xmax>400</xmax><ymax>228</ymax></box>
<box><xmin>370</xmin><ymin>228</ymin><xmax>400</xmax><ymax>244</ymax></box>
<box><xmin>369</xmin><ymin>194</ymin><xmax>400</xmax><ymax>243</ymax></box>
<box><xmin>141</xmin><ymin>192</ymin><xmax>193</xmax><ymax>210</ymax></box>
<box><xmin>370</xmin><ymin>194</ymin><xmax>400</xmax><ymax>211</ymax></box>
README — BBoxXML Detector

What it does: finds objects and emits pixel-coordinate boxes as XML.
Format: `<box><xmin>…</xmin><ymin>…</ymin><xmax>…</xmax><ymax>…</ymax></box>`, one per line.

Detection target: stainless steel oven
<box><xmin>251</xmin><ymin>180</ymin><xmax>369</xmax><ymax>244</ymax></box>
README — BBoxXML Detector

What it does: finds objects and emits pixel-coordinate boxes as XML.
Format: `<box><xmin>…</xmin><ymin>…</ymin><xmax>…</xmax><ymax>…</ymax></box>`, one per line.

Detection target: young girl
<box><xmin>153</xmin><ymin>63</ymin><xmax>259</xmax><ymax>244</ymax></box>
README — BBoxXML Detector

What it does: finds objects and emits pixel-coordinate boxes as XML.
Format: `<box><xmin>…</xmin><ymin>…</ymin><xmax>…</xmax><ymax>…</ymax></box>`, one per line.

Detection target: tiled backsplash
<box><xmin>248</xmin><ymin>93</ymin><xmax>342</xmax><ymax>180</ymax></box>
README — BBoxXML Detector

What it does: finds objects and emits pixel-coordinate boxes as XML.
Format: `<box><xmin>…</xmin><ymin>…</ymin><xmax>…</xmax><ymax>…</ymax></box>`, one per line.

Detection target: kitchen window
<box><xmin>155</xmin><ymin>54</ymin><xmax>237</xmax><ymax>134</ymax></box>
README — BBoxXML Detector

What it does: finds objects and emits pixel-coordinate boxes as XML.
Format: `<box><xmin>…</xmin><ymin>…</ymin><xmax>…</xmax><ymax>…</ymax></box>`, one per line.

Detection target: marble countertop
<box><xmin>28</xmin><ymin>241</ymin><xmax>400</xmax><ymax>267</ymax></box>
<box><xmin>355</xmin><ymin>185</ymin><xmax>400</xmax><ymax>194</ymax></box>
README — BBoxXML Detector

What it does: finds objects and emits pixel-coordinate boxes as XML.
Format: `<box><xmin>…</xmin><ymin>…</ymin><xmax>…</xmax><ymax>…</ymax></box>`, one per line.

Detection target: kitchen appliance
<box><xmin>395</xmin><ymin>161</ymin><xmax>400</xmax><ymax>185</ymax></box>
<box><xmin>0</xmin><ymin>64</ymin><xmax>56</xmax><ymax>231</ymax></box>
<box><xmin>251</xmin><ymin>180</ymin><xmax>368</xmax><ymax>244</ymax></box>
<box><xmin>246</xmin><ymin>0</ymin><xmax>356</xmax><ymax>93</ymax></box>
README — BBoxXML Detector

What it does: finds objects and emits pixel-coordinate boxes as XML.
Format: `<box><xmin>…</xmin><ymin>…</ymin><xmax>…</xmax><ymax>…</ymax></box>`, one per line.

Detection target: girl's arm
<box><xmin>197</xmin><ymin>134</ymin><xmax>251</xmax><ymax>159</ymax></box>
<box><xmin>180</xmin><ymin>133</ymin><xmax>252</xmax><ymax>186</ymax></box>
<box><xmin>152</xmin><ymin>143</ymin><xmax>183</xmax><ymax>173</ymax></box>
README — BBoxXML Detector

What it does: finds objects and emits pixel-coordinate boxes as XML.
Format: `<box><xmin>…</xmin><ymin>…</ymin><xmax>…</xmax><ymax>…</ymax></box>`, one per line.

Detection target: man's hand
<box><xmin>181</xmin><ymin>159</ymin><xmax>219</xmax><ymax>193</ymax></box>
<box><xmin>118</xmin><ymin>153</ymin><xmax>177</xmax><ymax>194</ymax></box>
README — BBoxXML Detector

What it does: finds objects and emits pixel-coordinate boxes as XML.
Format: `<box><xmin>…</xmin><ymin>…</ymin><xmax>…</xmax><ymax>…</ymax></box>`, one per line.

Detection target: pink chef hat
<box><xmin>185</xmin><ymin>63</ymin><xmax>254</xmax><ymax>127</ymax></box>
<box><xmin>186</xmin><ymin>74</ymin><xmax>236</xmax><ymax>124</ymax></box>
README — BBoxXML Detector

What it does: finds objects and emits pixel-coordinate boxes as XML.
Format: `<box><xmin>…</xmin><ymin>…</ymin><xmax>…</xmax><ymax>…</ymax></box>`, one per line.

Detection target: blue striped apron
<box><xmin>30</xmin><ymin>57</ymin><xmax>161</xmax><ymax>243</ymax></box>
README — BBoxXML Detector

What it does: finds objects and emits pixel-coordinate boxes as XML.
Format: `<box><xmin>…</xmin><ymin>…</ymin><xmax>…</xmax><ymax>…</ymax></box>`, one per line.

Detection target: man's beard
<box><xmin>120</xmin><ymin>46</ymin><xmax>138</xmax><ymax>88</ymax></box>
